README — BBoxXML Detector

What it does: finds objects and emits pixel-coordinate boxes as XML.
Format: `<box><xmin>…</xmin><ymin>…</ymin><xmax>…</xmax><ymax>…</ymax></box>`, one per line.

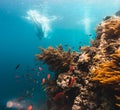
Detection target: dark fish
<box><xmin>64</xmin><ymin>44</ymin><xmax>68</xmax><ymax>47</ymax></box>
<box><xmin>79</xmin><ymin>46</ymin><xmax>81</xmax><ymax>50</ymax></box>
<box><xmin>17</xmin><ymin>97</ymin><xmax>24</xmax><ymax>101</ymax></box>
<box><xmin>15</xmin><ymin>64</ymin><xmax>20</xmax><ymax>70</ymax></box>
<box><xmin>88</xmin><ymin>34</ymin><xmax>92</xmax><ymax>36</ymax></box>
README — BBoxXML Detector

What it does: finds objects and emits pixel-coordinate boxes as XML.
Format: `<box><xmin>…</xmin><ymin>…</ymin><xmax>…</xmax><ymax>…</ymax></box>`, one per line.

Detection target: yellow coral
<box><xmin>91</xmin><ymin>50</ymin><xmax>120</xmax><ymax>107</ymax></box>
<box><xmin>92</xmin><ymin>50</ymin><xmax>120</xmax><ymax>86</ymax></box>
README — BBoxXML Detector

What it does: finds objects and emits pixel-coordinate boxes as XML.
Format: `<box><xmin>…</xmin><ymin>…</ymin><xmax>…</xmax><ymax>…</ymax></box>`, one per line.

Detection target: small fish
<box><xmin>67</xmin><ymin>66</ymin><xmax>75</xmax><ymax>74</ymax></box>
<box><xmin>69</xmin><ymin>77</ymin><xmax>76</xmax><ymax>87</ymax></box>
<box><xmin>88</xmin><ymin>34</ymin><xmax>92</xmax><ymax>36</ymax></box>
<box><xmin>53</xmin><ymin>91</ymin><xmax>65</xmax><ymax>101</ymax></box>
<box><xmin>70</xmin><ymin>66</ymin><xmax>75</xmax><ymax>71</ymax></box>
<box><xmin>26</xmin><ymin>105</ymin><xmax>32</xmax><ymax>110</ymax></box>
<box><xmin>79</xmin><ymin>46</ymin><xmax>81</xmax><ymax>50</ymax></box>
<box><xmin>15</xmin><ymin>64</ymin><xmax>20</xmax><ymax>70</ymax></box>
<box><xmin>17</xmin><ymin>97</ymin><xmax>23</xmax><ymax>101</ymax></box>
<box><xmin>47</xmin><ymin>74</ymin><xmax>50</xmax><ymax>80</ymax></box>
<box><xmin>64</xmin><ymin>44</ymin><xmax>68</xmax><ymax>47</ymax></box>
<box><xmin>42</xmin><ymin>78</ymin><xmax>45</xmax><ymax>84</ymax></box>
<box><xmin>38</xmin><ymin>67</ymin><xmax>42</xmax><ymax>71</ymax></box>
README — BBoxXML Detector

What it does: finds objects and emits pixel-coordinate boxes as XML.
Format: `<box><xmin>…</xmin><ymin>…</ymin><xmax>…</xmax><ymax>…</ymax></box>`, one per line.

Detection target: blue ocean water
<box><xmin>0</xmin><ymin>0</ymin><xmax>120</xmax><ymax>109</ymax></box>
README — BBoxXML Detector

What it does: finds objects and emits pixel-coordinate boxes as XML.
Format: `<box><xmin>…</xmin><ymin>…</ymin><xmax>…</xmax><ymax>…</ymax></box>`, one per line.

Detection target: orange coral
<box><xmin>91</xmin><ymin>50</ymin><xmax>120</xmax><ymax>107</ymax></box>
<box><xmin>92</xmin><ymin>50</ymin><xmax>120</xmax><ymax>85</ymax></box>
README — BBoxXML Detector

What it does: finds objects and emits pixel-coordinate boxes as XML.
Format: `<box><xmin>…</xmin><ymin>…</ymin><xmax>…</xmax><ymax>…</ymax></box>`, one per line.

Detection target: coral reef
<box><xmin>36</xmin><ymin>14</ymin><xmax>120</xmax><ymax>110</ymax></box>
<box><xmin>36</xmin><ymin>45</ymin><xmax>77</xmax><ymax>74</ymax></box>
<box><xmin>92</xmin><ymin>50</ymin><xmax>120</xmax><ymax>85</ymax></box>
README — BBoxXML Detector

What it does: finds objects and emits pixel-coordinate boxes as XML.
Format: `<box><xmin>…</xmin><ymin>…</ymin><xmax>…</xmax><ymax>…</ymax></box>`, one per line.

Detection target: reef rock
<box><xmin>36</xmin><ymin>13</ymin><xmax>120</xmax><ymax>110</ymax></box>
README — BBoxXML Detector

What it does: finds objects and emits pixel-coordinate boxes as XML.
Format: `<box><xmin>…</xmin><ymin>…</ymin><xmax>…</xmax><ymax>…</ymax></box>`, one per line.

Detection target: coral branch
<box><xmin>36</xmin><ymin>45</ymin><xmax>76</xmax><ymax>73</ymax></box>
<box><xmin>92</xmin><ymin>50</ymin><xmax>120</xmax><ymax>86</ymax></box>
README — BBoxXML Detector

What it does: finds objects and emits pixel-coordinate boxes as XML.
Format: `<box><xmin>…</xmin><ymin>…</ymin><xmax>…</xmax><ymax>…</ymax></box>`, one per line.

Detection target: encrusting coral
<box><xmin>36</xmin><ymin>13</ymin><xmax>120</xmax><ymax>110</ymax></box>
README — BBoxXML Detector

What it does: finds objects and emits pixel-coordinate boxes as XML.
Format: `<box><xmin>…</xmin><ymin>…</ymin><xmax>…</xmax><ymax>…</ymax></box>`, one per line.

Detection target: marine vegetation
<box><xmin>92</xmin><ymin>50</ymin><xmax>120</xmax><ymax>85</ymax></box>
<box><xmin>36</xmin><ymin>13</ymin><xmax>120</xmax><ymax>110</ymax></box>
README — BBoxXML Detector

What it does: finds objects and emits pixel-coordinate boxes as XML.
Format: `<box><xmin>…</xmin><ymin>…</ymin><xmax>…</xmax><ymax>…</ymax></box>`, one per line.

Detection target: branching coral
<box><xmin>91</xmin><ymin>50</ymin><xmax>120</xmax><ymax>107</ymax></box>
<box><xmin>36</xmin><ymin>45</ymin><xmax>76</xmax><ymax>73</ymax></box>
<box><xmin>92</xmin><ymin>50</ymin><xmax>120</xmax><ymax>86</ymax></box>
<box><xmin>97</xmin><ymin>16</ymin><xmax>120</xmax><ymax>39</ymax></box>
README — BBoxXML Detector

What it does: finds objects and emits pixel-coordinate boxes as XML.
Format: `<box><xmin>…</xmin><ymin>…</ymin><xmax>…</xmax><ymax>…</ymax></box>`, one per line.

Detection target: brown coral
<box><xmin>36</xmin><ymin>45</ymin><xmax>76</xmax><ymax>73</ymax></box>
<box><xmin>97</xmin><ymin>16</ymin><xmax>120</xmax><ymax>39</ymax></box>
<box><xmin>36</xmin><ymin>13</ymin><xmax>120</xmax><ymax>110</ymax></box>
